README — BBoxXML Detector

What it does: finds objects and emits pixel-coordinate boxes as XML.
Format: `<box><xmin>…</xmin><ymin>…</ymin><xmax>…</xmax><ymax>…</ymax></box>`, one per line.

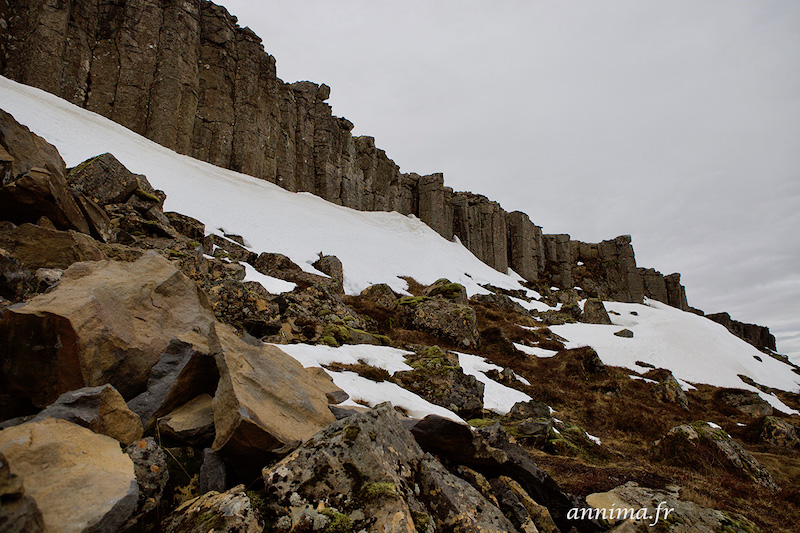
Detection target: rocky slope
<box><xmin>1</xmin><ymin>99</ymin><xmax>799</xmax><ymax>531</ymax></box>
<box><xmin>0</xmin><ymin>0</ymin><xmax>775</xmax><ymax>353</ymax></box>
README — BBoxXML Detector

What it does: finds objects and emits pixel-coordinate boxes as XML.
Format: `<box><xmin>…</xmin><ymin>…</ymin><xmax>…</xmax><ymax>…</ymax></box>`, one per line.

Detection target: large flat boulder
<box><xmin>0</xmin><ymin>223</ymin><xmax>105</xmax><ymax>270</ymax></box>
<box><xmin>0</xmin><ymin>252</ymin><xmax>216</xmax><ymax>412</ymax></box>
<box><xmin>0</xmin><ymin>418</ymin><xmax>138</xmax><ymax>533</ymax></box>
<box><xmin>211</xmin><ymin>325</ymin><xmax>336</xmax><ymax>469</ymax></box>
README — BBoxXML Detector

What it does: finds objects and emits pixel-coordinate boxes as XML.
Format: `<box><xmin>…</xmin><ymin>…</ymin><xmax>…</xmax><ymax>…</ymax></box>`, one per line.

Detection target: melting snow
<box><xmin>457</xmin><ymin>352</ymin><xmax>532</xmax><ymax>415</ymax></box>
<box><xmin>514</xmin><ymin>343</ymin><xmax>558</xmax><ymax>358</ymax></box>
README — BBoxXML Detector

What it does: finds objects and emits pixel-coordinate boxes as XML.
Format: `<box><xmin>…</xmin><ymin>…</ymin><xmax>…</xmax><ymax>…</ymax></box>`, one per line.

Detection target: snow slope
<box><xmin>0</xmin><ymin>76</ymin><xmax>526</xmax><ymax>298</ymax></box>
<box><xmin>550</xmin><ymin>299</ymin><xmax>800</xmax><ymax>413</ymax></box>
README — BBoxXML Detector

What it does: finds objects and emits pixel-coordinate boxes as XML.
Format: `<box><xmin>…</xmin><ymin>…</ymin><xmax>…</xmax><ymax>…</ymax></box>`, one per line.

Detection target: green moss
<box><xmin>195</xmin><ymin>511</ymin><xmax>226</xmax><ymax>530</ymax></box>
<box><xmin>320</xmin><ymin>507</ymin><xmax>353</xmax><ymax>533</ymax></box>
<box><xmin>67</xmin><ymin>153</ymin><xmax>103</xmax><ymax>175</ymax></box>
<box><xmin>467</xmin><ymin>418</ymin><xmax>497</xmax><ymax>428</ymax></box>
<box><xmin>166</xmin><ymin>249</ymin><xmax>187</xmax><ymax>259</ymax></box>
<box><xmin>323</xmin><ymin>324</ymin><xmax>350</xmax><ymax>344</ymax></box>
<box><xmin>320</xmin><ymin>335</ymin><xmax>340</xmax><ymax>347</ymax></box>
<box><xmin>133</xmin><ymin>186</ymin><xmax>163</xmax><ymax>204</ymax></box>
<box><xmin>360</xmin><ymin>482</ymin><xmax>397</xmax><ymax>501</ymax></box>
<box><xmin>187</xmin><ymin>240</ymin><xmax>201</xmax><ymax>248</ymax></box>
<box><xmin>246</xmin><ymin>490</ymin><xmax>268</xmax><ymax>518</ymax></box>
<box><xmin>428</xmin><ymin>281</ymin><xmax>465</xmax><ymax>300</ymax></box>
<box><xmin>411</xmin><ymin>511</ymin><xmax>431</xmax><ymax>531</ymax></box>
<box><xmin>398</xmin><ymin>295</ymin><xmax>430</xmax><ymax>307</ymax></box>
<box><xmin>343</xmin><ymin>424</ymin><xmax>360</xmax><ymax>444</ymax></box>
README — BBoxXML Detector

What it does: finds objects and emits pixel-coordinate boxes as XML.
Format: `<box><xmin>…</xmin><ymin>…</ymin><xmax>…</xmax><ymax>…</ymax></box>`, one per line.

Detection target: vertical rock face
<box><xmin>506</xmin><ymin>211</ymin><xmax>544</xmax><ymax>282</ymax></box>
<box><xmin>543</xmin><ymin>234</ymin><xmax>572</xmax><ymax>288</ymax></box>
<box><xmin>707</xmin><ymin>312</ymin><xmax>777</xmax><ymax>352</ymax></box>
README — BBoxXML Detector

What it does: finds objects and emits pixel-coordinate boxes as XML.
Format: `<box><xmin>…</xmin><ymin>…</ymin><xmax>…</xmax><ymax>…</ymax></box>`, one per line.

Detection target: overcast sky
<box><xmin>216</xmin><ymin>1</ymin><xmax>800</xmax><ymax>360</ymax></box>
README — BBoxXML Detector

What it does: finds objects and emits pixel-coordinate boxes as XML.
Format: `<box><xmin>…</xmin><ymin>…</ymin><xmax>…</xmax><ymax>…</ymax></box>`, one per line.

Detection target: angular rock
<box><xmin>719</xmin><ymin>389</ymin><xmax>772</xmax><ymax>417</ymax></box>
<box><xmin>158</xmin><ymin>394</ymin><xmax>216</xmax><ymax>446</ymax></box>
<box><xmin>164</xmin><ymin>211</ymin><xmax>206</xmax><ymax>241</ymax></box>
<box><xmin>263</xmin><ymin>404</ymin><xmax>425</xmax><ymax>531</ymax></box>
<box><xmin>127</xmin><ymin>338</ymin><xmax>219</xmax><ymax>432</ymax></box>
<box><xmin>470</xmin><ymin>291</ymin><xmax>528</xmax><ymax>314</ymax></box>
<box><xmin>508</xmin><ymin>401</ymin><xmax>552</xmax><ymax>420</ymax></box>
<box><xmin>0</xmin><ymin>418</ymin><xmax>138</xmax><ymax>533</ymax></box>
<box><xmin>419</xmin><ymin>454</ymin><xmax>517</xmax><ymax>532</ymax></box>
<box><xmin>496</xmin><ymin>476</ymin><xmax>559</xmax><ymax>533</ymax></box>
<box><xmin>647</xmin><ymin>369</ymin><xmax>689</xmax><ymax>411</ymax></box>
<box><xmin>312</xmin><ymin>254</ymin><xmax>344</xmax><ymax>293</ymax></box>
<box><xmin>408</xmin><ymin>414</ymin><xmax>508</xmax><ymax>466</ymax></box>
<box><xmin>582</xmin><ymin>298</ymin><xmax>612</xmax><ymax>325</ymax></box>
<box><xmin>394</xmin><ymin>346</ymin><xmax>484</xmax><ymax>418</ymax></box>
<box><xmin>423</xmin><ymin>278</ymin><xmax>469</xmax><ymax>305</ymax></box>
<box><xmin>211</xmin><ymin>325</ymin><xmax>336</xmax><ymax>470</ymax></box>
<box><xmin>398</xmin><ymin>296</ymin><xmax>480</xmax><ymax>348</ymax></box>
<box><xmin>66</xmin><ymin>153</ymin><xmax>158</xmax><ymax>207</ymax></box>
<box><xmin>0</xmin><ymin>252</ymin><xmax>217</xmax><ymax>414</ymax></box>
<box><xmin>0</xmin><ymin>110</ymin><xmax>90</xmax><ymax>233</ymax></box>
<box><xmin>125</xmin><ymin>437</ymin><xmax>169</xmax><ymax>518</ymax></box>
<box><xmin>0</xmin><ymin>451</ymin><xmax>45</xmax><ymax>533</ymax></box>
<box><xmin>359</xmin><ymin>283</ymin><xmax>399</xmax><ymax>308</ymax></box>
<box><xmin>70</xmin><ymin>190</ymin><xmax>115</xmax><ymax>243</ymax></box>
<box><xmin>656</xmin><ymin>421</ymin><xmax>778</xmax><ymax>491</ymax></box>
<box><xmin>199</xmin><ymin>448</ymin><xmax>228</xmax><ymax>494</ymax></box>
<box><xmin>1</xmin><ymin>384</ymin><xmax>143</xmax><ymax>446</ymax></box>
<box><xmin>0</xmin><ymin>222</ymin><xmax>105</xmax><ymax>269</ymax></box>
<box><xmin>162</xmin><ymin>484</ymin><xmax>263</xmax><ymax>533</ymax></box>
<box><xmin>614</xmin><ymin>328</ymin><xmax>634</xmax><ymax>338</ymax></box>
<box><xmin>305</xmin><ymin>366</ymin><xmax>350</xmax><ymax>404</ymax></box>
<box><xmin>587</xmin><ymin>481</ymin><xmax>758</xmax><ymax>532</ymax></box>
<box><xmin>760</xmin><ymin>416</ymin><xmax>800</xmax><ymax>449</ymax></box>
<box><xmin>475</xmin><ymin>423</ymin><xmax>601</xmax><ymax>533</ymax></box>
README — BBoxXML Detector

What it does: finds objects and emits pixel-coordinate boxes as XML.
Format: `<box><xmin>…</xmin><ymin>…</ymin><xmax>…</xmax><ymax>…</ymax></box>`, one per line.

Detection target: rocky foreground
<box><xmin>1</xmin><ymin>109</ymin><xmax>799</xmax><ymax>532</ymax></box>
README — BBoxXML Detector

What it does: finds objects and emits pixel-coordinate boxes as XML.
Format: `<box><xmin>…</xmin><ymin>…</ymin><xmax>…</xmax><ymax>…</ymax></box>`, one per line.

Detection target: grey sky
<box><xmin>216</xmin><ymin>1</ymin><xmax>800</xmax><ymax>360</ymax></box>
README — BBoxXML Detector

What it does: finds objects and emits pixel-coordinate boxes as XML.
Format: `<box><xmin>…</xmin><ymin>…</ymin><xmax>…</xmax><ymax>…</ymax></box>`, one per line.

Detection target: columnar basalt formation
<box><xmin>707</xmin><ymin>313</ymin><xmax>777</xmax><ymax>353</ymax></box>
<box><xmin>0</xmin><ymin>0</ymin><xmax>777</xmax><ymax>348</ymax></box>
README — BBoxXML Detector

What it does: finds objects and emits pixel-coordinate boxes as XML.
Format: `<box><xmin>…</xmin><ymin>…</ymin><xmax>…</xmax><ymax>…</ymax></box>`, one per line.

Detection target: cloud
<box><xmin>217</xmin><ymin>0</ymin><xmax>800</xmax><ymax>357</ymax></box>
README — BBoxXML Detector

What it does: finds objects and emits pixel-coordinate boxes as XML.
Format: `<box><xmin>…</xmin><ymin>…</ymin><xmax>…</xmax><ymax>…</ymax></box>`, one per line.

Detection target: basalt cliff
<box><xmin>0</xmin><ymin>0</ymin><xmax>775</xmax><ymax>351</ymax></box>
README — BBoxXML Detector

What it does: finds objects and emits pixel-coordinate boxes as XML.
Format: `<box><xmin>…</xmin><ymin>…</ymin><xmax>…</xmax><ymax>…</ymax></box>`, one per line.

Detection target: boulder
<box><xmin>423</xmin><ymin>278</ymin><xmax>469</xmax><ymax>305</ymax></box>
<box><xmin>508</xmin><ymin>401</ymin><xmax>551</xmax><ymax>420</ymax></box>
<box><xmin>0</xmin><ymin>222</ymin><xmax>105</xmax><ymax>269</ymax></box>
<box><xmin>125</xmin><ymin>437</ymin><xmax>169</xmax><ymax>519</ymax></box>
<box><xmin>162</xmin><ymin>484</ymin><xmax>263</xmax><ymax>533</ymax></box>
<box><xmin>198</xmin><ymin>448</ymin><xmax>228</xmax><ymax>494</ymax></box>
<box><xmin>359</xmin><ymin>283</ymin><xmax>399</xmax><ymax>308</ymax></box>
<box><xmin>66</xmin><ymin>153</ymin><xmax>161</xmax><ymax>208</ymax></box>
<box><xmin>475</xmin><ymin>423</ymin><xmax>601</xmax><ymax>533</ymax></box>
<box><xmin>490</xmin><ymin>476</ymin><xmax>559</xmax><ymax>533</ymax></box>
<box><xmin>655</xmin><ymin>421</ymin><xmax>778</xmax><ymax>490</ymax></box>
<box><xmin>312</xmin><ymin>254</ymin><xmax>344</xmax><ymax>293</ymax></box>
<box><xmin>418</xmin><ymin>454</ymin><xmax>517</xmax><ymax>532</ymax></box>
<box><xmin>211</xmin><ymin>325</ymin><xmax>337</xmax><ymax>470</ymax></box>
<box><xmin>582</xmin><ymin>298</ymin><xmax>612</xmax><ymax>325</ymax></box>
<box><xmin>127</xmin><ymin>338</ymin><xmax>219</xmax><ymax>432</ymax></box>
<box><xmin>408</xmin><ymin>414</ymin><xmax>508</xmax><ymax>466</ymax></box>
<box><xmin>305</xmin><ymin>366</ymin><xmax>350</xmax><ymax>404</ymax></box>
<box><xmin>69</xmin><ymin>190</ymin><xmax>115</xmax><ymax>243</ymax></box>
<box><xmin>1</xmin><ymin>384</ymin><xmax>143</xmax><ymax>446</ymax></box>
<box><xmin>0</xmin><ymin>451</ymin><xmax>44</xmax><ymax>533</ymax></box>
<box><xmin>647</xmin><ymin>369</ymin><xmax>689</xmax><ymax>410</ymax></box>
<box><xmin>586</xmin><ymin>481</ymin><xmax>758</xmax><ymax>532</ymax></box>
<box><xmin>614</xmin><ymin>328</ymin><xmax>634</xmax><ymax>338</ymax></box>
<box><xmin>263</xmin><ymin>404</ymin><xmax>425</xmax><ymax>531</ymax></box>
<box><xmin>0</xmin><ymin>252</ymin><xmax>217</xmax><ymax>413</ymax></box>
<box><xmin>394</xmin><ymin>346</ymin><xmax>485</xmax><ymax>418</ymax></box>
<box><xmin>0</xmin><ymin>110</ymin><xmax>90</xmax><ymax>233</ymax></box>
<box><xmin>398</xmin><ymin>296</ymin><xmax>480</xmax><ymax>348</ymax></box>
<box><xmin>719</xmin><ymin>389</ymin><xmax>772</xmax><ymax>417</ymax></box>
<box><xmin>158</xmin><ymin>394</ymin><xmax>215</xmax><ymax>446</ymax></box>
<box><xmin>0</xmin><ymin>418</ymin><xmax>138</xmax><ymax>533</ymax></box>
<box><xmin>760</xmin><ymin>416</ymin><xmax>800</xmax><ymax>449</ymax></box>
<box><xmin>470</xmin><ymin>292</ymin><xmax>528</xmax><ymax>314</ymax></box>
<box><xmin>164</xmin><ymin>211</ymin><xmax>206</xmax><ymax>241</ymax></box>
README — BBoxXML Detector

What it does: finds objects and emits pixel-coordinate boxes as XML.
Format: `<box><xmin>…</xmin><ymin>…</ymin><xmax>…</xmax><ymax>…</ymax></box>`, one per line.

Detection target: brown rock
<box><xmin>0</xmin><ymin>418</ymin><xmax>138</xmax><ymax>533</ymax></box>
<box><xmin>0</xmin><ymin>451</ymin><xmax>44</xmax><ymax>533</ymax></box>
<box><xmin>0</xmin><ymin>222</ymin><xmax>105</xmax><ymax>270</ymax></box>
<box><xmin>158</xmin><ymin>394</ymin><xmax>216</xmax><ymax>446</ymax></box>
<box><xmin>0</xmin><ymin>252</ymin><xmax>216</xmax><ymax>413</ymax></box>
<box><xmin>305</xmin><ymin>366</ymin><xmax>350</xmax><ymax>404</ymax></box>
<box><xmin>211</xmin><ymin>325</ymin><xmax>337</xmax><ymax>469</ymax></box>
<box><xmin>163</xmin><ymin>484</ymin><xmax>263</xmax><ymax>533</ymax></box>
<box><xmin>582</xmin><ymin>298</ymin><xmax>612</xmax><ymax>324</ymax></box>
<box><xmin>2</xmin><ymin>384</ymin><xmax>143</xmax><ymax>446</ymax></box>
